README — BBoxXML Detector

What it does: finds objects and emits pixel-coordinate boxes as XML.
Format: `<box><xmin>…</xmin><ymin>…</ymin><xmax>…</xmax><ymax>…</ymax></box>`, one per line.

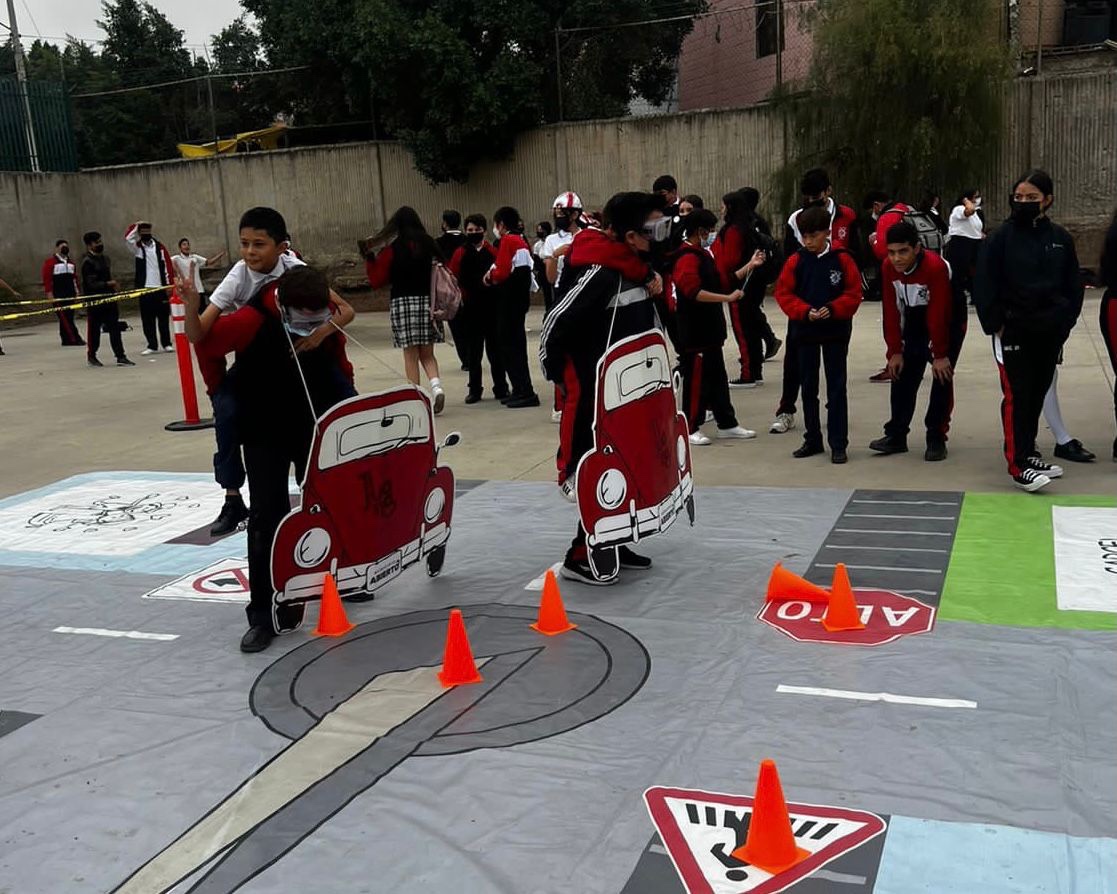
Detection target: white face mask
<box><xmin>493</xmin><ymin>225</ymin><xmax>501</xmax><ymax>240</ymax></box>
<box><xmin>702</xmin><ymin>232</ymin><xmax>716</xmax><ymax>248</ymax></box>
<box><xmin>282</xmin><ymin>305</ymin><xmax>332</xmax><ymax>338</ymax></box>
<box><xmin>974</xmin><ymin>198</ymin><xmax>983</xmax><ymax>208</ymax></box>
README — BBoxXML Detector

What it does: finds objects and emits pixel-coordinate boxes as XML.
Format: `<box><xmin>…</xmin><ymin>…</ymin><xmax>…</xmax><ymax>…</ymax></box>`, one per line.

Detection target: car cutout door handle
<box><xmin>308</xmin><ymin>504</ymin><xmax>322</xmax><ymax>515</ymax></box>
<box><xmin>602</xmin><ymin>444</ymin><xmax>614</xmax><ymax>455</ymax></box>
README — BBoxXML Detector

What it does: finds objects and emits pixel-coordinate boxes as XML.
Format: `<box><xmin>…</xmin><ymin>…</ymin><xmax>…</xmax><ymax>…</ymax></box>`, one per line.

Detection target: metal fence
<box><xmin>0</xmin><ymin>77</ymin><xmax>78</xmax><ymax>173</ymax></box>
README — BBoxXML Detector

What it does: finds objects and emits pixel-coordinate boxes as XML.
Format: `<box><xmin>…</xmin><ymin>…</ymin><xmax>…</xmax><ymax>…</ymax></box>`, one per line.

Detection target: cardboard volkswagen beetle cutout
<box><xmin>270</xmin><ymin>386</ymin><xmax>458</xmax><ymax>628</ymax></box>
<box><xmin>575</xmin><ymin>329</ymin><xmax>695</xmax><ymax>580</ymax></box>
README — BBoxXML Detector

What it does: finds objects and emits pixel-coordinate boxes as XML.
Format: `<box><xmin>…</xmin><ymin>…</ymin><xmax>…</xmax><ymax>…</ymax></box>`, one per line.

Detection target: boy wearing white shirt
<box><xmin>171</xmin><ymin>238</ymin><xmax>226</xmax><ymax>309</ymax></box>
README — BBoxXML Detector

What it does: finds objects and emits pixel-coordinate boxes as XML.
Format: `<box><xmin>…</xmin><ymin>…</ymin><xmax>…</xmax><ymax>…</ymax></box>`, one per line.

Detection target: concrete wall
<box><xmin>1</xmin><ymin>69</ymin><xmax>1113</xmax><ymax>290</ymax></box>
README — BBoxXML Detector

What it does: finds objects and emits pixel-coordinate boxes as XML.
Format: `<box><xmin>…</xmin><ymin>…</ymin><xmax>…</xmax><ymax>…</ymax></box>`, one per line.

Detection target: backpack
<box><xmin>429</xmin><ymin>262</ymin><xmax>462</xmax><ymax>321</ymax></box>
<box><xmin>902</xmin><ymin>209</ymin><xmax>946</xmax><ymax>254</ymax></box>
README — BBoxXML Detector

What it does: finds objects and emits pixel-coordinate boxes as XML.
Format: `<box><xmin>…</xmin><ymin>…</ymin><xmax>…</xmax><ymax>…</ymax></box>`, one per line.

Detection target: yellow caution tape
<box><xmin>0</xmin><ymin>285</ymin><xmax>172</xmax><ymax>322</ymax></box>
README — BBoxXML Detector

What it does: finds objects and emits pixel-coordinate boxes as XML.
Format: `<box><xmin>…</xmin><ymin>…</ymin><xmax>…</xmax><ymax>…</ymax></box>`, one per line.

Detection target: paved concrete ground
<box><xmin>1</xmin><ymin>294</ymin><xmax>1113</xmax><ymax>499</ymax></box>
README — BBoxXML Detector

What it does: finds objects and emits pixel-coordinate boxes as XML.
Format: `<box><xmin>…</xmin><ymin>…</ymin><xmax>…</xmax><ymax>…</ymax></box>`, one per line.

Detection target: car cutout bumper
<box><xmin>278</xmin><ymin>522</ymin><xmax>450</xmax><ymax>603</ymax></box>
<box><xmin>588</xmin><ymin>472</ymin><xmax>693</xmax><ymax>548</ymax></box>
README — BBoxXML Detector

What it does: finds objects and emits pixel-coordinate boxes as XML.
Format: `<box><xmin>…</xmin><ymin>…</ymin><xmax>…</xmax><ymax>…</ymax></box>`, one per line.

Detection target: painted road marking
<box><xmin>843</xmin><ymin>514</ymin><xmax>956</xmax><ymax>521</ymax></box>
<box><xmin>834</xmin><ymin>528</ymin><xmax>952</xmax><ymax>536</ymax></box>
<box><xmin>815</xmin><ymin>869</ymin><xmax>869</xmax><ymax>884</ymax></box>
<box><xmin>851</xmin><ymin>499</ymin><xmax>957</xmax><ymax>507</ymax></box>
<box><xmin>815</xmin><ymin>563</ymin><xmax>943</xmax><ymax>574</ymax></box>
<box><xmin>823</xmin><ymin>544</ymin><xmax>949</xmax><ymax>554</ymax></box>
<box><xmin>53</xmin><ymin>626</ymin><xmax>179</xmax><ymax>641</ymax></box>
<box><xmin>776</xmin><ymin>685</ymin><xmax>976</xmax><ymax>709</ymax></box>
<box><xmin>894</xmin><ymin>589</ymin><xmax>939</xmax><ymax>596</ymax></box>
<box><xmin>525</xmin><ymin>562</ymin><xmax>562</xmax><ymax>590</ymax></box>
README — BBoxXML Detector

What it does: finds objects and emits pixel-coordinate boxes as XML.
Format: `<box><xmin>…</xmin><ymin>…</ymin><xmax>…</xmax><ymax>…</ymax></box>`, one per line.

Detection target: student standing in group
<box><xmin>125</xmin><ymin>221</ymin><xmax>176</xmax><ymax>355</ymax></box>
<box><xmin>41</xmin><ymin>239</ymin><xmax>85</xmax><ymax>347</ymax></box>
<box><xmin>712</xmin><ymin>189</ymin><xmax>769</xmax><ymax>388</ymax></box>
<box><xmin>485</xmin><ymin>206</ymin><xmax>540</xmax><ymax>408</ymax></box>
<box><xmin>1100</xmin><ymin>207</ymin><xmax>1117</xmax><ymax>462</ymax></box>
<box><xmin>171</xmin><ymin>239</ymin><xmax>226</xmax><ymax>310</ymax></box>
<box><xmin>532</xmin><ymin>220</ymin><xmax>554</xmax><ymax>313</ymax></box>
<box><xmin>365</xmin><ymin>206</ymin><xmax>447</xmax><ymax>413</ymax></box>
<box><xmin>653</xmin><ymin>174</ymin><xmax>680</xmax><ymax>218</ymax></box>
<box><xmin>974</xmin><ymin>169</ymin><xmax>1084</xmax><ymax>493</ymax></box>
<box><xmin>449</xmin><ymin>213</ymin><xmax>508</xmax><ymax>404</ymax></box>
<box><xmin>868</xmin><ymin>221</ymin><xmax>955</xmax><ymax>462</ymax></box>
<box><xmin>945</xmin><ymin>188</ymin><xmax>985</xmax><ymax>305</ymax></box>
<box><xmin>542</xmin><ymin>192</ymin><xmax>584</xmax><ymax>424</ymax></box>
<box><xmin>672</xmin><ymin>207</ymin><xmax>762</xmax><ymax>445</ymax></box>
<box><xmin>80</xmin><ymin>231</ymin><xmax>134</xmax><ymax>368</ymax></box>
<box><xmin>775</xmin><ymin>169</ymin><xmax>858</xmax><ymax>435</ymax></box>
<box><xmin>436</xmin><ymin>210</ymin><xmax>469</xmax><ymax>371</ymax></box>
<box><xmin>774</xmin><ymin>205</ymin><xmax>863</xmax><ymax>464</ymax></box>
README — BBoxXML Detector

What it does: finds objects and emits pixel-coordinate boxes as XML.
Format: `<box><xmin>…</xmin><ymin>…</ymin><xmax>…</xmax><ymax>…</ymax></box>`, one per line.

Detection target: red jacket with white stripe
<box><xmin>880</xmin><ymin>249</ymin><xmax>953</xmax><ymax>359</ymax></box>
<box><xmin>42</xmin><ymin>255</ymin><xmax>80</xmax><ymax>299</ymax></box>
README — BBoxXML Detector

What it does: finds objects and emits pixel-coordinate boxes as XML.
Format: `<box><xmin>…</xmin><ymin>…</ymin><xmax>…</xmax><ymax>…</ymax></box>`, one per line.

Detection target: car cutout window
<box><xmin>603</xmin><ymin>346</ymin><xmax>671</xmax><ymax>411</ymax></box>
<box><xmin>318</xmin><ymin>400</ymin><xmax>432</xmax><ymax>470</ymax></box>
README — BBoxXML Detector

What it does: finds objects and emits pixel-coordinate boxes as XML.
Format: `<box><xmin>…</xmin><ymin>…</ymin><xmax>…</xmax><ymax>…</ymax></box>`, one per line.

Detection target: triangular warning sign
<box><xmin>644</xmin><ymin>786</ymin><xmax>886</xmax><ymax>894</ymax></box>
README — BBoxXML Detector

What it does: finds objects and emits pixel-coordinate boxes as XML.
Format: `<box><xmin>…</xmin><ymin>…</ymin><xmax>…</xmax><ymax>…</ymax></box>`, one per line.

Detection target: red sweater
<box><xmin>365</xmin><ymin>245</ymin><xmax>394</xmax><ymax>289</ymax></box>
<box><xmin>711</xmin><ymin>225</ymin><xmax>748</xmax><ymax>291</ymax></box>
<box><xmin>488</xmin><ymin>233</ymin><xmax>532</xmax><ymax>284</ymax></box>
<box><xmin>881</xmin><ymin>249</ymin><xmax>952</xmax><ymax>359</ymax></box>
<box><xmin>872</xmin><ymin>203</ymin><xmax>914</xmax><ymax>261</ymax></box>
<box><xmin>42</xmin><ymin>255</ymin><xmax>80</xmax><ymax>298</ymax></box>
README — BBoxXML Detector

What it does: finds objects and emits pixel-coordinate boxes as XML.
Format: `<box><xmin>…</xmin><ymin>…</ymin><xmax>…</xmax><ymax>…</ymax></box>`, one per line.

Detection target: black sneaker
<box><xmin>869</xmin><ymin>435</ymin><xmax>908</xmax><ymax>455</ymax></box>
<box><xmin>618</xmin><ymin>545</ymin><xmax>652</xmax><ymax>570</ymax></box>
<box><xmin>729</xmin><ymin>377</ymin><xmax>759</xmax><ymax>389</ymax></box>
<box><xmin>239</xmin><ymin>625</ymin><xmax>275</xmax><ymax>652</ymax></box>
<box><xmin>506</xmin><ymin>393</ymin><xmax>541</xmax><ymax>408</ymax></box>
<box><xmin>497</xmin><ymin>393</ymin><xmax>512</xmax><ymax>404</ymax></box>
<box><xmin>924</xmin><ymin>440</ymin><xmax>948</xmax><ymax>462</ymax></box>
<box><xmin>792</xmin><ymin>441</ymin><xmax>825</xmax><ymax>459</ymax></box>
<box><xmin>1013</xmin><ymin>468</ymin><xmax>1052</xmax><ymax>493</ymax></box>
<box><xmin>1024</xmin><ymin>456</ymin><xmax>1063</xmax><ymax>479</ymax></box>
<box><xmin>87</xmin><ymin>356</ymin><xmax>103</xmax><ymax>367</ymax></box>
<box><xmin>559</xmin><ymin>557</ymin><xmax>616</xmax><ymax>586</ymax></box>
<box><xmin>1053</xmin><ymin>439</ymin><xmax>1096</xmax><ymax>463</ymax></box>
<box><xmin>764</xmin><ymin>337</ymin><xmax>783</xmax><ymax>360</ymax></box>
<box><xmin>117</xmin><ymin>356</ymin><xmax>135</xmax><ymax>366</ymax></box>
<box><xmin>464</xmin><ymin>392</ymin><xmax>481</xmax><ymax>405</ymax></box>
<box><xmin>831</xmin><ymin>449</ymin><xmax>848</xmax><ymax>464</ymax></box>
<box><xmin>210</xmin><ymin>496</ymin><xmax>249</xmax><ymax>537</ymax></box>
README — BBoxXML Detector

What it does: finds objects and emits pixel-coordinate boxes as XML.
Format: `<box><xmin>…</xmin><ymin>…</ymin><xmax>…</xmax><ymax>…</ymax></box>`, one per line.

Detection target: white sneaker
<box><xmin>689</xmin><ymin>431</ymin><xmax>712</xmax><ymax>446</ymax></box>
<box><xmin>559</xmin><ymin>479</ymin><xmax>576</xmax><ymax>503</ymax></box>
<box><xmin>432</xmin><ymin>386</ymin><xmax>445</xmax><ymax>415</ymax></box>
<box><xmin>140</xmin><ymin>347</ymin><xmax>157</xmax><ymax>356</ymax></box>
<box><xmin>769</xmin><ymin>412</ymin><xmax>795</xmax><ymax>434</ymax></box>
<box><xmin>162</xmin><ymin>345</ymin><xmax>174</xmax><ymax>353</ymax></box>
<box><xmin>716</xmin><ymin>426</ymin><xmax>757</xmax><ymax>440</ymax></box>
<box><xmin>551</xmin><ymin>409</ymin><xmax>562</xmax><ymax>424</ymax></box>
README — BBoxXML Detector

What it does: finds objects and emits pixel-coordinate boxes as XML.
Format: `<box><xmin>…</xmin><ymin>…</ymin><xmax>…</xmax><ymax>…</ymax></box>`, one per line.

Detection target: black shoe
<box><xmin>1024</xmin><ymin>456</ymin><xmax>1063</xmax><ymax>479</ymax></box>
<box><xmin>342</xmin><ymin>591</ymin><xmax>376</xmax><ymax>603</ymax></box>
<box><xmin>464</xmin><ymin>392</ymin><xmax>481</xmax><ymax>404</ymax></box>
<box><xmin>239</xmin><ymin>625</ymin><xmax>275</xmax><ymax>652</ymax></box>
<box><xmin>210</xmin><ymin>496</ymin><xmax>249</xmax><ymax>537</ymax></box>
<box><xmin>831</xmin><ymin>449</ymin><xmax>848</xmax><ymax>464</ymax></box>
<box><xmin>1053</xmin><ymin>439</ymin><xmax>1096</xmax><ymax>463</ymax></box>
<box><xmin>925</xmin><ymin>440</ymin><xmax>948</xmax><ymax>462</ymax></box>
<box><xmin>460</xmin><ymin>362</ymin><xmax>469</xmax><ymax>371</ymax></box>
<box><xmin>1013</xmin><ymin>468</ymin><xmax>1051</xmax><ymax>493</ymax></box>
<box><xmin>792</xmin><ymin>441</ymin><xmax>825</xmax><ymax>459</ymax></box>
<box><xmin>116</xmin><ymin>356</ymin><xmax>135</xmax><ymax>366</ymax></box>
<box><xmin>506</xmin><ymin>393</ymin><xmax>541</xmax><ymax>408</ymax></box>
<box><xmin>496</xmin><ymin>392</ymin><xmax>512</xmax><ymax>404</ymax></box>
<box><xmin>87</xmin><ymin>356</ymin><xmax>103</xmax><ymax>367</ymax></box>
<box><xmin>559</xmin><ymin>556</ymin><xmax>616</xmax><ymax>586</ymax></box>
<box><xmin>618</xmin><ymin>545</ymin><xmax>652</xmax><ymax>570</ymax></box>
<box><xmin>869</xmin><ymin>435</ymin><xmax>908</xmax><ymax>455</ymax></box>
<box><xmin>764</xmin><ymin>338</ymin><xmax>783</xmax><ymax>360</ymax></box>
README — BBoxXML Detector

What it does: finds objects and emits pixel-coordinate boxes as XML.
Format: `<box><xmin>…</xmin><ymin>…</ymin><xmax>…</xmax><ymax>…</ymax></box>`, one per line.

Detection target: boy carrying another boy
<box><xmin>774</xmin><ymin>205</ymin><xmax>863</xmax><ymax>464</ymax></box>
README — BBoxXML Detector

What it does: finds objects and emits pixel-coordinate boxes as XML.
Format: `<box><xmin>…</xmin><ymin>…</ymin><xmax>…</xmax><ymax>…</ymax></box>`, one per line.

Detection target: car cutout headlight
<box><xmin>677</xmin><ymin>434</ymin><xmax>687</xmax><ymax>469</ymax></box>
<box><xmin>294</xmin><ymin>527</ymin><xmax>331</xmax><ymax>569</ymax></box>
<box><xmin>597</xmin><ymin>468</ymin><xmax>627</xmax><ymax>510</ymax></box>
<box><xmin>424</xmin><ymin>487</ymin><xmax>446</xmax><ymax>524</ymax></box>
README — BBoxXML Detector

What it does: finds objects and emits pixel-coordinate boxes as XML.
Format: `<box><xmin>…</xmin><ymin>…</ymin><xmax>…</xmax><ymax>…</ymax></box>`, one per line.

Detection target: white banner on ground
<box><xmin>143</xmin><ymin>557</ymin><xmax>250</xmax><ymax>604</ymax></box>
<box><xmin>1052</xmin><ymin>506</ymin><xmax>1117</xmax><ymax>613</ymax></box>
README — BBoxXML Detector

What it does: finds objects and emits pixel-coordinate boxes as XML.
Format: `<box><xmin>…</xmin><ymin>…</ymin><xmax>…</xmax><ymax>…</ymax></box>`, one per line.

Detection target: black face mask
<box><xmin>59</xmin><ymin>246</ymin><xmax>69</xmax><ymax>256</ymax></box>
<box><xmin>536</xmin><ymin>230</ymin><xmax>546</xmax><ymax>240</ymax></box>
<box><xmin>803</xmin><ymin>198</ymin><xmax>826</xmax><ymax>210</ymax></box>
<box><xmin>465</xmin><ymin>231</ymin><xmax>484</xmax><ymax>245</ymax></box>
<box><xmin>91</xmin><ymin>245</ymin><xmax>104</xmax><ymax>254</ymax></box>
<box><xmin>141</xmin><ymin>234</ymin><xmax>153</xmax><ymax>244</ymax></box>
<box><xmin>554</xmin><ymin>212</ymin><xmax>570</xmax><ymax>229</ymax></box>
<box><xmin>1010</xmin><ymin>200</ymin><xmax>1043</xmax><ymax>225</ymax></box>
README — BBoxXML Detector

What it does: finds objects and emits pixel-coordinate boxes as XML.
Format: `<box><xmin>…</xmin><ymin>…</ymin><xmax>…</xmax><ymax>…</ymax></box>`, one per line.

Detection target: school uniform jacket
<box><xmin>881</xmin><ymin>249</ymin><xmax>952</xmax><ymax>360</ymax></box>
<box><xmin>42</xmin><ymin>255</ymin><xmax>79</xmax><ymax>299</ymax></box>
<box><xmin>784</xmin><ymin>198</ymin><xmax>857</xmax><ymax>255</ymax></box>
<box><xmin>124</xmin><ymin>224</ymin><xmax>175</xmax><ymax>288</ymax></box>
<box><xmin>774</xmin><ymin>245</ymin><xmax>862</xmax><ymax>342</ymax></box>
<box><xmin>671</xmin><ymin>243</ymin><xmax>726</xmax><ymax>351</ymax></box>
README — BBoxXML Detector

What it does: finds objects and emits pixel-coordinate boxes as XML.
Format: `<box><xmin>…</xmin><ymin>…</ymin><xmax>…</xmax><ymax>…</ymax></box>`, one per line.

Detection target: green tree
<box><xmin>209</xmin><ymin>17</ymin><xmax>277</xmax><ymax>137</ymax></box>
<box><xmin>777</xmin><ymin>0</ymin><xmax>1010</xmax><ymax>208</ymax></box>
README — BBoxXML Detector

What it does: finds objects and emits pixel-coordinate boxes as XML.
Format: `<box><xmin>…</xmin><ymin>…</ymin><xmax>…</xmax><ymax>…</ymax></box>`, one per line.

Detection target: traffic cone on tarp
<box><xmin>437</xmin><ymin>608</ymin><xmax>484</xmax><ymax>687</ymax></box>
<box><xmin>531</xmin><ymin>570</ymin><xmax>577</xmax><ymax>636</ymax></box>
<box><xmin>822</xmin><ymin>563</ymin><xmax>865</xmax><ymax>632</ymax></box>
<box><xmin>731</xmin><ymin>759</ymin><xmax>810</xmax><ymax>874</ymax></box>
<box><xmin>765</xmin><ymin>562</ymin><xmax>830</xmax><ymax>604</ymax></box>
<box><xmin>314</xmin><ymin>573</ymin><xmax>354</xmax><ymax>637</ymax></box>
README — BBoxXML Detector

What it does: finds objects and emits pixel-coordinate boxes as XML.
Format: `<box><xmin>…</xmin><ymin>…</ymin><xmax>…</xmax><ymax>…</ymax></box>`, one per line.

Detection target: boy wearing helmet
<box><xmin>542</xmin><ymin>191</ymin><xmax>585</xmax><ymax>427</ymax></box>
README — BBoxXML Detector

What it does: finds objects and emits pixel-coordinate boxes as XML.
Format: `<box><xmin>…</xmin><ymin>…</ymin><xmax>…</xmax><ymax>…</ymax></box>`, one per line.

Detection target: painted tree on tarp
<box><xmin>776</xmin><ymin>0</ymin><xmax>1010</xmax><ymax>208</ymax></box>
<box><xmin>243</xmin><ymin>0</ymin><xmax>704</xmax><ymax>183</ymax></box>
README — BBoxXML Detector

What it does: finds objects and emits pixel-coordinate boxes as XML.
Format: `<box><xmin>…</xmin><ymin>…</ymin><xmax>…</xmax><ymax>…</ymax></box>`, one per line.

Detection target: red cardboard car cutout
<box><xmin>575</xmin><ymin>330</ymin><xmax>695</xmax><ymax>580</ymax></box>
<box><xmin>270</xmin><ymin>386</ymin><xmax>458</xmax><ymax>624</ymax></box>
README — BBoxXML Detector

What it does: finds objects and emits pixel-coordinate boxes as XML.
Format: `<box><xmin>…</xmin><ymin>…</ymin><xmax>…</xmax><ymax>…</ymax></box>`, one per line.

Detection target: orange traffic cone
<box><xmin>822</xmin><ymin>563</ymin><xmax>866</xmax><ymax>632</ymax></box>
<box><xmin>731</xmin><ymin>759</ymin><xmax>810</xmax><ymax>874</ymax></box>
<box><xmin>765</xmin><ymin>562</ymin><xmax>830</xmax><ymax>604</ymax></box>
<box><xmin>314</xmin><ymin>573</ymin><xmax>354</xmax><ymax>637</ymax></box>
<box><xmin>531</xmin><ymin>570</ymin><xmax>577</xmax><ymax>636</ymax></box>
<box><xmin>437</xmin><ymin>608</ymin><xmax>484</xmax><ymax>687</ymax></box>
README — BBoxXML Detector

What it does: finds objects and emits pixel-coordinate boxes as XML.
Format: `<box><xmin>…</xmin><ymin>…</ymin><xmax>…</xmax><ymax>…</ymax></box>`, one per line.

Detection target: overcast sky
<box><xmin>12</xmin><ymin>0</ymin><xmax>244</xmax><ymax>54</ymax></box>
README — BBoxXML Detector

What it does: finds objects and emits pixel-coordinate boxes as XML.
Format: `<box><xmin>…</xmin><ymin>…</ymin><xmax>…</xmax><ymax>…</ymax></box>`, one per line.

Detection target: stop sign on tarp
<box><xmin>757</xmin><ymin>589</ymin><xmax>936</xmax><ymax>647</ymax></box>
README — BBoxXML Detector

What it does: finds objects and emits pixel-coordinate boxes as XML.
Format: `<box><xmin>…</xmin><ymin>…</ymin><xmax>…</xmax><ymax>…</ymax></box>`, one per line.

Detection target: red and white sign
<box><xmin>142</xmin><ymin>557</ymin><xmax>250</xmax><ymax>604</ymax></box>
<box><xmin>757</xmin><ymin>590</ymin><xmax>935</xmax><ymax>647</ymax></box>
<box><xmin>644</xmin><ymin>785</ymin><xmax>886</xmax><ymax>894</ymax></box>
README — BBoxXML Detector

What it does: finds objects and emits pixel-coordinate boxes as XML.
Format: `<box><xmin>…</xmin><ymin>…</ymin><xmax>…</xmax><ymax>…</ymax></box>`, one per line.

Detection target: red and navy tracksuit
<box><xmin>672</xmin><ymin>243</ymin><xmax>738</xmax><ymax>432</ymax></box>
<box><xmin>880</xmin><ymin>249</ymin><xmax>958</xmax><ymax>445</ymax></box>
<box><xmin>712</xmin><ymin>223</ymin><xmax>766</xmax><ymax>382</ymax></box>
<box><xmin>775</xmin><ymin>245</ymin><xmax>862</xmax><ymax>450</ymax></box>
<box><xmin>540</xmin><ymin>229</ymin><xmax>656</xmax><ymax>560</ymax></box>
<box><xmin>488</xmin><ymin>233</ymin><xmax>538</xmax><ymax>401</ymax></box>
<box><xmin>449</xmin><ymin>241</ymin><xmax>508</xmax><ymax>398</ymax></box>
<box><xmin>777</xmin><ymin>200</ymin><xmax>858</xmax><ymax>417</ymax></box>
<box><xmin>974</xmin><ymin>216</ymin><xmax>1083</xmax><ymax>477</ymax></box>
<box><xmin>41</xmin><ymin>254</ymin><xmax>84</xmax><ymax>346</ymax></box>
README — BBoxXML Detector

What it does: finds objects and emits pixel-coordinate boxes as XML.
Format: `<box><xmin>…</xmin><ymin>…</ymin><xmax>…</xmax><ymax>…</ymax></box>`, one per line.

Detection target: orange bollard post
<box><xmin>165</xmin><ymin>288</ymin><xmax>214</xmax><ymax>432</ymax></box>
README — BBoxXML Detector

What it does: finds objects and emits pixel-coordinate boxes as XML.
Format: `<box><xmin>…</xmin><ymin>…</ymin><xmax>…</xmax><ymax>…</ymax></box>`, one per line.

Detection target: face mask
<box><xmin>59</xmin><ymin>246</ymin><xmax>69</xmax><ymax>257</ymax></box>
<box><xmin>493</xmin><ymin>225</ymin><xmax>501</xmax><ymax>240</ymax></box>
<box><xmin>1010</xmin><ymin>200</ymin><xmax>1042</xmax><ymax>224</ymax></box>
<box><xmin>973</xmin><ymin>198</ymin><xmax>982</xmax><ymax>208</ymax></box>
<box><xmin>803</xmin><ymin>198</ymin><xmax>825</xmax><ymax>210</ymax></box>
<box><xmin>702</xmin><ymin>232</ymin><xmax>716</xmax><ymax>248</ymax></box>
<box><xmin>466</xmin><ymin>231</ymin><xmax>484</xmax><ymax>245</ymax></box>
<box><xmin>282</xmin><ymin>305</ymin><xmax>332</xmax><ymax>338</ymax></box>
<box><xmin>92</xmin><ymin>245</ymin><xmax>104</xmax><ymax>254</ymax></box>
<box><xmin>554</xmin><ymin>212</ymin><xmax>570</xmax><ymax>229</ymax></box>
<box><xmin>141</xmin><ymin>233</ymin><xmax>153</xmax><ymax>243</ymax></box>
<box><xmin>536</xmin><ymin>230</ymin><xmax>546</xmax><ymax>240</ymax></box>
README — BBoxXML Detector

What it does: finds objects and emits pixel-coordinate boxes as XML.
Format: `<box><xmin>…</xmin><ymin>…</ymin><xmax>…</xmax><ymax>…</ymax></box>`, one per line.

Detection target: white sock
<box><xmin>430</xmin><ymin>376</ymin><xmax>442</xmax><ymax>391</ymax></box>
<box><xmin>1043</xmin><ymin>371</ymin><xmax>1073</xmax><ymax>446</ymax></box>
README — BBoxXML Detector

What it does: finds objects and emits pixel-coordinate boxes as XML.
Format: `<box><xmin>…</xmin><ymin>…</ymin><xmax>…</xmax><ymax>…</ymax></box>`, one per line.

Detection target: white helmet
<box><xmin>552</xmin><ymin>191</ymin><xmax>583</xmax><ymax>211</ymax></box>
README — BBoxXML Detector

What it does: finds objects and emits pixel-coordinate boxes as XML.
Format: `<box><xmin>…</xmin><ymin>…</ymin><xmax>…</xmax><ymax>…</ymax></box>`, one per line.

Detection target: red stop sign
<box><xmin>757</xmin><ymin>589</ymin><xmax>936</xmax><ymax>647</ymax></box>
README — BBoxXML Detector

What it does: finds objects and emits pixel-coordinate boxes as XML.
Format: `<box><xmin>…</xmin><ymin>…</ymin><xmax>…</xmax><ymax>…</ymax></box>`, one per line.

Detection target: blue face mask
<box><xmin>702</xmin><ymin>232</ymin><xmax>716</xmax><ymax>248</ymax></box>
<box><xmin>282</xmin><ymin>305</ymin><xmax>332</xmax><ymax>338</ymax></box>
